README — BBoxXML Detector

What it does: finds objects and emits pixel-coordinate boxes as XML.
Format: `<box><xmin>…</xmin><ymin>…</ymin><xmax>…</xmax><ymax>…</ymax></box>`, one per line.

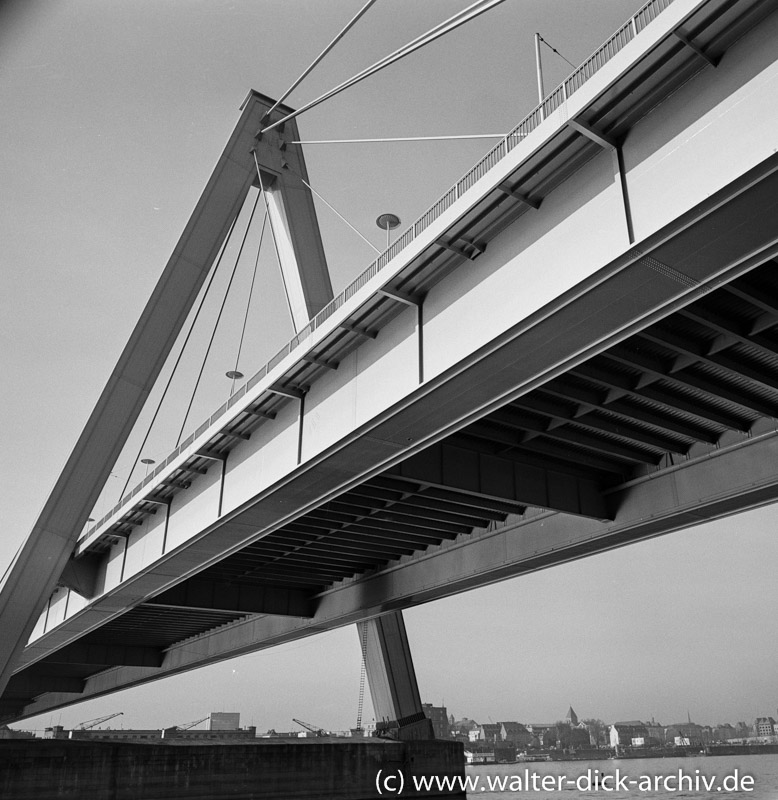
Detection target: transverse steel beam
<box><xmin>387</xmin><ymin>441</ymin><xmax>611</xmax><ymax>520</ymax></box>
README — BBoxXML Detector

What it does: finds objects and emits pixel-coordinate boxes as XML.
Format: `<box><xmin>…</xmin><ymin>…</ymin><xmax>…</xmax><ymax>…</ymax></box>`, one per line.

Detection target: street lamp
<box><xmin>376</xmin><ymin>213</ymin><xmax>401</xmax><ymax>250</ymax></box>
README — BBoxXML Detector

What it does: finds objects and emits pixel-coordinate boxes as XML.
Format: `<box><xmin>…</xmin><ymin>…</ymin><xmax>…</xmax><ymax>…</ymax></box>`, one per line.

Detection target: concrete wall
<box><xmin>0</xmin><ymin>739</ymin><xmax>465</xmax><ymax>800</ymax></box>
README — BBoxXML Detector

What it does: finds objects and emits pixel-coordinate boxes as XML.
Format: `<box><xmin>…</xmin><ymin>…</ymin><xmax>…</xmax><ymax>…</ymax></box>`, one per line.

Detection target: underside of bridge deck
<box><xmin>2</xmin><ymin>0</ymin><xmax>777</xmax><ymax>724</ymax></box>
<box><xmin>6</xmin><ymin>256</ymin><xmax>778</xmax><ymax>724</ymax></box>
<box><xmin>106</xmin><ymin>261</ymin><xmax>778</xmax><ymax>601</ymax></box>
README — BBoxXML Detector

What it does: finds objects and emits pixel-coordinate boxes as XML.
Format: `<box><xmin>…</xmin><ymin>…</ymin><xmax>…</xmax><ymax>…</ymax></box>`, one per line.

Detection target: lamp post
<box><xmin>140</xmin><ymin>457</ymin><xmax>155</xmax><ymax>476</ymax></box>
<box><xmin>534</xmin><ymin>32</ymin><xmax>545</xmax><ymax>105</ymax></box>
<box><xmin>226</xmin><ymin>370</ymin><xmax>244</xmax><ymax>396</ymax></box>
<box><xmin>375</xmin><ymin>213</ymin><xmax>401</xmax><ymax>250</ymax></box>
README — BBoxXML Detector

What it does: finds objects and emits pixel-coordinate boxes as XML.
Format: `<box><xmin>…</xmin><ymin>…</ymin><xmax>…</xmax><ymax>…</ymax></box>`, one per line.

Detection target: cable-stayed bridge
<box><xmin>1</xmin><ymin>0</ymin><xmax>777</xmax><ymax>736</ymax></box>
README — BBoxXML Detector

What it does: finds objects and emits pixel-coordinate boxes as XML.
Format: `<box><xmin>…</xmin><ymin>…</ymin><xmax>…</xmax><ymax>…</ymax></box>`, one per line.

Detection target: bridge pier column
<box><xmin>362</xmin><ymin>610</ymin><xmax>434</xmax><ymax>741</ymax></box>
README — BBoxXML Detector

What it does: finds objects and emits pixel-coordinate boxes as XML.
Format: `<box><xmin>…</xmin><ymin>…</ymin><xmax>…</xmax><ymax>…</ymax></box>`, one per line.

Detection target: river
<box><xmin>465</xmin><ymin>754</ymin><xmax>778</xmax><ymax>798</ymax></box>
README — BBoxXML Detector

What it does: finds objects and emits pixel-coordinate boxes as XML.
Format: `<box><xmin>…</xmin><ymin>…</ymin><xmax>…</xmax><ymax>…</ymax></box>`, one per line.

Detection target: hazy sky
<box><xmin>2</xmin><ymin>0</ymin><xmax>776</xmax><ymax>735</ymax></box>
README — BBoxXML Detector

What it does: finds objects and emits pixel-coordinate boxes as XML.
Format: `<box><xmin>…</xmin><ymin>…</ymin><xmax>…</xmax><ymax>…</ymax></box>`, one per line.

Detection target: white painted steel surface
<box><xmin>30</xmin><ymin>0</ymin><xmax>778</xmax><ymax>643</ymax></box>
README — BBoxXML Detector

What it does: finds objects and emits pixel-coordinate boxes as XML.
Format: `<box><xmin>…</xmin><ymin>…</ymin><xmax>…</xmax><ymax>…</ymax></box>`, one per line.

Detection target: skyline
<box><xmin>2</xmin><ymin>0</ymin><xmax>777</xmax><ymax>734</ymax></box>
<box><xmin>16</xmin><ymin>697</ymin><xmax>775</xmax><ymax>736</ymax></box>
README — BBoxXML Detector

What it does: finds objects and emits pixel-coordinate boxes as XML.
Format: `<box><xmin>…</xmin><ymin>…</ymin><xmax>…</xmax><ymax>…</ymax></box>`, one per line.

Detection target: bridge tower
<box><xmin>0</xmin><ymin>89</ymin><xmax>432</xmax><ymax>734</ymax></box>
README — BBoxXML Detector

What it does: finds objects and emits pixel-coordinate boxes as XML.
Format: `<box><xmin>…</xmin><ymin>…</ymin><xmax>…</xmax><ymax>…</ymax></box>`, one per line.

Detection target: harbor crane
<box><xmin>174</xmin><ymin>716</ymin><xmax>208</xmax><ymax>730</ymax></box>
<box><xmin>292</xmin><ymin>718</ymin><xmax>328</xmax><ymax>737</ymax></box>
<box><xmin>76</xmin><ymin>712</ymin><xmax>123</xmax><ymax>730</ymax></box>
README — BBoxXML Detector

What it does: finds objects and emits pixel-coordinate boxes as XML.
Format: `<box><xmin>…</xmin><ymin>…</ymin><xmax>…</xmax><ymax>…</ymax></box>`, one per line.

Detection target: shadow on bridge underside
<box><xmin>2</xmin><ymin>0</ymin><xmax>778</xmax><ymax>723</ymax></box>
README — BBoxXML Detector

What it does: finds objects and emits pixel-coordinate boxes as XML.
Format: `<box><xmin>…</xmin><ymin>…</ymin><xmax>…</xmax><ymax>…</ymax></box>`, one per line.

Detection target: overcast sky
<box><xmin>2</xmin><ymin>0</ymin><xmax>776</xmax><ymax>735</ymax></box>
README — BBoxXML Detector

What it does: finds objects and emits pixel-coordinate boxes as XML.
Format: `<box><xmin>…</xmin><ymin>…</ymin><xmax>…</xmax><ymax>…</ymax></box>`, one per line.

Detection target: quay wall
<box><xmin>706</xmin><ymin>743</ymin><xmax>778</xmax><ymax>757</ymax></box>
<box><xmin>0</xmin><ymin>738</ymin><xmax>465</xmax><ymax>800</ymax></box>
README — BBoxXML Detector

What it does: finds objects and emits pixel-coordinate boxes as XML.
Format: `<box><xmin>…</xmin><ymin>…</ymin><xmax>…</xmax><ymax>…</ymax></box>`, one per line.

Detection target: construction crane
<box><xmin>174</xmin><ymin>716</ymin><xmax>208</xmax><ymax>730</ymax></box>
<box><xmin>76</xmin><ymin>712</ymin><xmax>123</xmax><ymax>730</ymax></box>
<box><xmin>292</xmin><ymin>718</ymin><xmax>327</xmax><ymax>737</ymax></box>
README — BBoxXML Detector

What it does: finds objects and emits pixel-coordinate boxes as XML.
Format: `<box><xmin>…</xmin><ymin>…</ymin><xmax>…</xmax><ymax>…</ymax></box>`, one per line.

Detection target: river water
<box><xmin>465</xmin><ymin>754</ymin><xmax>778</xmax><ymax>798</ymax></box>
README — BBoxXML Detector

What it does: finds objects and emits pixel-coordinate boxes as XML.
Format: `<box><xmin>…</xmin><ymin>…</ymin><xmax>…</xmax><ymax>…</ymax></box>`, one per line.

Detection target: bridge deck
<box><xmin>2</xmin><ymin>0</ymin><xmax>778</xmax><ymax>722</ymax></box>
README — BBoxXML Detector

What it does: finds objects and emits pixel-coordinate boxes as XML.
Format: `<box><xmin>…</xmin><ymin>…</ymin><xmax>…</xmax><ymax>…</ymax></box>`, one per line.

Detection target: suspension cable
<box><xmin>230</xmin><ymin>209</ymin><xmax>268</xmax><ymax>391</ymax></box>
<box><xmin>260</xmin><ymin>0</ymin><xmax>507</xmax><ymax>136</ymax></box>
<box><xmin>539</xmin><ymin>34</ymin><xmax>577</xmax><ymax>69</ymax></box>
<box><xmin>289</xmin><ymin>134</ymin><xmax>506</xmax><ymax>144</ymax></box>
<box><xmin>252</xmin><ymin>152</ymin><xmax>297</xmax><ymax>331</ymax></box>
<box><xmin>176</xmin><ymin>191</ymin><xmax>262</xmax><ymax>445</ymax></box>
<box><xmin>117</xmin><ymin>214</ymin><xmax>239</xmax><ymax>502</ymax></box>
<box><xmin>284</xmin><ymin>161</ymin><xmax>379</xmax><ymax>254</ymax></box>
<box><xmin>261</xmin><ymin>0</ymin><xmax>500</xmax><ymax>135</ymax></box>
<box><xmin>264</xmin><ymin>0</ymin><xmax>379</xmax><ymax>121</ymax></box>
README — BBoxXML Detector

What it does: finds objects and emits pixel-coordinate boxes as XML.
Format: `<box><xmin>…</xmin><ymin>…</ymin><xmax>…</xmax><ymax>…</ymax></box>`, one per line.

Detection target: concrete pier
<box><xmin>0</xmin><ymin>737</ymin><xmax>465</xmax><ymax>799</ymax></box>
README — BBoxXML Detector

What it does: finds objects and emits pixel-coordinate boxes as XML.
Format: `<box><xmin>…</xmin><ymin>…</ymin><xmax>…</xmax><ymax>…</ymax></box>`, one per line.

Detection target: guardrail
<box><xmin>83</xmin><ymin>0</ymin><xmax>675</xmax><ymax>543</ymax></box>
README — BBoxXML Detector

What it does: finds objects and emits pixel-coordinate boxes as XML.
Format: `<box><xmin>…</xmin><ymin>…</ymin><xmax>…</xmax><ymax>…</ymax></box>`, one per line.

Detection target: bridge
<box><xmin>1</xmin><ymin>0</ymin><xmax>777</xmax><ymax>736</ymax></box>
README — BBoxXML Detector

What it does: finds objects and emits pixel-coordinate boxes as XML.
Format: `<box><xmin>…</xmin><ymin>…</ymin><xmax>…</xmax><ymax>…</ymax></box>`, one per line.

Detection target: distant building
<box><xmin>209</xmin><ymin>712</ymin><xmax>240</xmax><ymax>731</ymax></box>
<box><xmin>477</xmin><ymin>723</ymin><xmax>502</xmax><ymax>744</ymax></box>
<box><xmin>712</xmin><ymin>724</ymin><xmax>738</xmax><ymax>742</ymax></box>
<box><xmin>0</xmin><ymin>725</ymin><xmax>35</xmax><ymax>740</ymax></box>
<box><xmin>645</xmin><ymin>722</ymin><xmax>665</xmax><ymax>744</ymax></box>
<box><xmin>498</xmin><ymin>722</ymin><xmax>531</xmax><ymax>747</ymax></box>
<box><xmin>610</xmin><ymin>722</ymin><xmax>649</xmax><ymax>749</ymax></box>
<box><xmin>525</xmin><ymin>723</ymin><xmax>553</xmax><ymax>747</ymax></box>
<box><xmin>451</xmin><ymin>717</ymin><xmax>478</xmax><ymax>735</ymax></box>
<box><xmin>450</xmin><ymin>716</ymin><xmax>478</xmax><ymax>743</ymax></box>
<box><xmin>422</xmin><ymin>704</ymin><xmax>450</xmax><ymax>739</ymax></box>
<box><xmin>163</xmin><ymin>726</ymin><xmax>256</xmax><ymax>741</ymax></box>
<box><xmin>543</xmin><ymin>723</ymin><xmax>590</xmax><ymax>750</ymax></box>
<box><xmin>665</xmin><ymin>722</ymin><xmax>704</xmax><ymax>747</ymax></box>
<box><xmin>67</xmin><ymin>727</ymin><xmax>162</xmax><ymax>742</ymax></box>
<box><xmin>700</xmin><ymin>726</ymin><xmax>715</xmax><ymax>744</ymax></box>
<box><xmin>580</xmin><ymin>720</ymin><xmax>608</xmax><ymax>748</ymax></box>
<box><xmin>566</xmin><ymin>707</ymin><xmax>578</xmax><ymax>727</ymax></box>
<box><xmin>754</xmin><ymin>717</ymin><xmax>776</xmax><ymax>737</ymax></box>
<box><xmin>45</xmin><ymin>723</ymin><xmax>256</xmax><ymax>742</ymax></box>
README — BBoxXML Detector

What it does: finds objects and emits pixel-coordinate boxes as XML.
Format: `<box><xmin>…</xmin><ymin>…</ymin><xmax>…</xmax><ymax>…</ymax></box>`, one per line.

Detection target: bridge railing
<box><xmin>83</xmin><ymin>0</ymin><xmax>676</xmax><ymax>543</ymax></box>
